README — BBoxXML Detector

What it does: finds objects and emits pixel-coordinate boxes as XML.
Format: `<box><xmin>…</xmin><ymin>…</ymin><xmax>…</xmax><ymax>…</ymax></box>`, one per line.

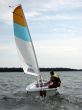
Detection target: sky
<box><xmin>0</xmin><ymin>0</ymin><xmax>82</xmax><ymax>69</ymax></box>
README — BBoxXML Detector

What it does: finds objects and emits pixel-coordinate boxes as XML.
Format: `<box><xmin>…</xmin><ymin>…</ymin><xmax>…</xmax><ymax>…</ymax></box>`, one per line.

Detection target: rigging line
<box><xmin>13</xmin><ymin>12</ymin><xmax>22</xmax><ymax>17</ymax></box>
<box><xmin>26</xmin><ymin>21</ymin><xmax>44</xmax><ymax>90</ymax></box>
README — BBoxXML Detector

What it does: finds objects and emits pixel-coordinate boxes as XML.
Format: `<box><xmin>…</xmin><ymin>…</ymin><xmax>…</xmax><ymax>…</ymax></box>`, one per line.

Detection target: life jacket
<box><xmin>49</xmin><ymin>76</ymin><xmax>61</xmax><ymax>88</ymax></box>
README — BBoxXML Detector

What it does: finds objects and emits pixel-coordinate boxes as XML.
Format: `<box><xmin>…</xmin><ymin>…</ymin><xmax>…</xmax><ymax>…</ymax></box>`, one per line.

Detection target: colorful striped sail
<box><xmin>13</xmin><ymin>5</ymin><xmax>39</xmax><ymax>76</ymax></box>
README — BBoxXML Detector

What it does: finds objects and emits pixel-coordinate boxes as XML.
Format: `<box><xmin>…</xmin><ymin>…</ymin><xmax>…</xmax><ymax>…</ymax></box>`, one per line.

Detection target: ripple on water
<box><xmin>0</xmin><ymin>91</ymin><xmax>82</xmax><ymax>110</ymax></box>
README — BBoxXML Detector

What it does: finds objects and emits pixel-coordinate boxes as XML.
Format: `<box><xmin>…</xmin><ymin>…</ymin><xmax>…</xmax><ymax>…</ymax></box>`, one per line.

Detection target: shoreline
<box><xmin>0</xmin><ymin>67</ymin><xmax>82</xmax><ymax>72</ymax></box>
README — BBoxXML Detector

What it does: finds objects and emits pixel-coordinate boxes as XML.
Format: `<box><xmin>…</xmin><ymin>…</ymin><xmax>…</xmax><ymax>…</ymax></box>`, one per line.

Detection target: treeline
<box><xmin>40</xmin><ymin>68</ymin><xmax>82</xmax><ymax>71</ymax></box>
<box><xmin>0</xmin><ymin>68</ymin><xmax>23</xmax><ymax>72</ymax></box>
<box><xmin>0</xmin><ymin>67</ymin><xmax>82</xmax><ymax>72</ymax></box>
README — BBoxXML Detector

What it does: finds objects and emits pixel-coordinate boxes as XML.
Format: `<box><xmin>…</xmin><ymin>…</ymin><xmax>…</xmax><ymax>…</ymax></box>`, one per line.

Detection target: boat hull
<box><xmin>26</xmin><ymin>81</ymin><xmax>59</xmax><ymax>97</ymax></box>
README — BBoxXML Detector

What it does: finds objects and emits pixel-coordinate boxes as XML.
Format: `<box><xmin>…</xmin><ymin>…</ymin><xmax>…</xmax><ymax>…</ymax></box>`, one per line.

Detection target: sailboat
<box><xmin>13</xmin><ymin>5</ymin><xmax>58</xmax><ymax>97</ymax></box>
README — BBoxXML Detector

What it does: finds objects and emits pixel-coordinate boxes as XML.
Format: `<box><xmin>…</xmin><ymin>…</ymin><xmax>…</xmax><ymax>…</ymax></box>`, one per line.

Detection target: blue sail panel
<box><xmin>14</xmin><ymin>23</ymin><xmax>31</xmax><ymax>42</ymax></box>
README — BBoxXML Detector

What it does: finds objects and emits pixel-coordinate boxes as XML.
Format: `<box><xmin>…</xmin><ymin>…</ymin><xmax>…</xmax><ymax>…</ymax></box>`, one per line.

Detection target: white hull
<box><xmin>26</xmin><ymin>81</ymin><xmax>59</xmax><ymax>97</ymax></box>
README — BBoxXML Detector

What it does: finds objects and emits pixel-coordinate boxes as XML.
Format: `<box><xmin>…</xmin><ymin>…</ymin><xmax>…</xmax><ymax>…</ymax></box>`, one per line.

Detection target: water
<box><xmin>0</xmin><ymin>71</ymin><xmax>82</xmax><ymax>110</ymax></box>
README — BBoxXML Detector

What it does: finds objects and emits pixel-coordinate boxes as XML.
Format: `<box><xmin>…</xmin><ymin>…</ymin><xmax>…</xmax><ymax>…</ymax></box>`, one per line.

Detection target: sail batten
<box><xmin>13</xmin><ymin>5</ymin><xmax>39</xmax><ymax>76</ymax></box>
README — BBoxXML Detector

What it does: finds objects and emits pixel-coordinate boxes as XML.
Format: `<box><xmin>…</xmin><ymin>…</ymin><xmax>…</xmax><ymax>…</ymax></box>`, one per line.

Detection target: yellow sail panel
<box><xmin>13</xmin><ymin>5</ymin><xmax>27</xmax><ymax>26</ymax></box>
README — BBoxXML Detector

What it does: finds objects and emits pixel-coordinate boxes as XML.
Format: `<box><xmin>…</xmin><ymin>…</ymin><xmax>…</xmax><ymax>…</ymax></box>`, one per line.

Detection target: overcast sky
<box><xmin>0</xmin><ymin>0</ymin><xmax>82</xmax><ymax>69</ymax></box>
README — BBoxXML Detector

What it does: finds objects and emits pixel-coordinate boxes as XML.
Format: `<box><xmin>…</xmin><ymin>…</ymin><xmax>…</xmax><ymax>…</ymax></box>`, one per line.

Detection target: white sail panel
<box><xmin>15</xmin><ymin>37</ymin><xmax>39</xmax><ymax>76</ymax></box>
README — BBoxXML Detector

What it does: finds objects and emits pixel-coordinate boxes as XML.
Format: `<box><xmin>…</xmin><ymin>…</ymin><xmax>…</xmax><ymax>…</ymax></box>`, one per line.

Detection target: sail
<box><xmin>13</xmin><ymin>5</ymin><xmax>39</xmax><ymax>76</ymax></box>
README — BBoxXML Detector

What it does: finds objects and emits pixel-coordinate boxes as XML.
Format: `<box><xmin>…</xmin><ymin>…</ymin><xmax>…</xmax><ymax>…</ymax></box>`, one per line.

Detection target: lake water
<box><xmin>0</xmin><ymin>71</ymin><xmax>82</xmax><ymax>110</ymax></box>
